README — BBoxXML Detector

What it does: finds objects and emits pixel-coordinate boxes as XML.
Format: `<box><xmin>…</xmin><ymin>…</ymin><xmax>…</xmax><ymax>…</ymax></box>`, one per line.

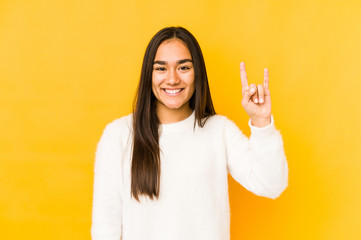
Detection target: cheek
<box><xmin>186</xmin><ymin>72</ymin><xmax>195</xmax><ymax>91</ymax></box>
<box><xmin>152</xmin><ymin>75</ymin><xmax>162</xmax><ymax>92</ymax></box>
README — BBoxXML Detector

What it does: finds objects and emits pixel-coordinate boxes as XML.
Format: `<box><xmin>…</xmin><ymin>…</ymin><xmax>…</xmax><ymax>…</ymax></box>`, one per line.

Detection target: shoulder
<box><xmin>102</xmin><ymin>113</ymin><xmax>133</xmax><ymax>141</ymax></box>
<box><xmin>203</xmin><ymin>113</ymin><xmax>238</xmax><ymax>129</ymax></box>
<box><xmin>105</xmin><ymin>113</ymin><xmax>133</xmax><ymax>130</ymax></box>
<box><xmin>204</xmin><ymin>114</ymin><xmax>245</xmax><ymax>138</ymax></box>
<box><xmin>196</xmin><ymin>114</ymin><xmax>242</xmax><ymax>138</ymax></box>
<box><xmin>196</xmin><ymin>114</ymin><xmax>245</xmax><ymax>145</ymax></box>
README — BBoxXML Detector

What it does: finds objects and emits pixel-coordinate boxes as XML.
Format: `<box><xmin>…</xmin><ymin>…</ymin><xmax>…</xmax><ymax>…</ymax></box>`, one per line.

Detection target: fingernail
<box><xmin>260</xmin><ymin>98</ymin><xmax>264</xmax><ymax>103</ymax></box>
<box><xmin>254</xmin><ymin>98</ymin><xmax>258</xmax><ymax>103</ymax></box>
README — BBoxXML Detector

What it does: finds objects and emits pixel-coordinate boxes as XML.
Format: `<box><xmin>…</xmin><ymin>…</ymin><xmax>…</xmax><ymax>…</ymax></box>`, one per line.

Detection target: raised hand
<box><xmin>240</xmin><ymin>62</ymin><xmax>272</xmax><ymax>127</ymax></box>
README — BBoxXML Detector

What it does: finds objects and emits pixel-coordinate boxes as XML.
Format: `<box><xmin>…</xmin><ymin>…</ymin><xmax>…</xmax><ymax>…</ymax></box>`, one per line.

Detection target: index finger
<box><xmin>264</xmin><ymin>68</ymin><xmax>269</xmax><ymax>89</ymax></box>
<box><xmin>240</xmin><ymin>62</ymin><xmax>249</xmax><ymax>92</ymax></box>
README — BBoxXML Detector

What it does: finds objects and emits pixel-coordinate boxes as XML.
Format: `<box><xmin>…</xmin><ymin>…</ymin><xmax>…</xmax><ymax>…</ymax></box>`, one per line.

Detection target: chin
<box><xmin>160</xmin><ymin>101</ymin><xmax>188</xmax><ymax>111</ymax></box>
<box><xmin>165</xmin><ymin>104</ymin><xmax>184</xmax><ymax>110</ymax></box>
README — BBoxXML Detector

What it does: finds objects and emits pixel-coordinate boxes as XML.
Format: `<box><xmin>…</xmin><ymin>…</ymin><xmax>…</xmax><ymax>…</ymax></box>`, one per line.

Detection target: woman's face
<box><xmin>152</xmin><ymin>38</ymin><xmax>195</xmax><ymax>118</ymax></box>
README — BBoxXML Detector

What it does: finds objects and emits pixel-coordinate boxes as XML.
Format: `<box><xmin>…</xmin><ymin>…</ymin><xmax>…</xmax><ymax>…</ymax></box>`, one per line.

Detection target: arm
<box><xmin>225</xmin><ymin>62</ymin><xmax>288</xmax><ymax>199</ymax></box>
<box><xmin>91</xmin><ymin>124</ymin><xmax>123</xmax><ymax>240</ymax></box>
<box><xmin>225</xmin><ymin>116</ymin><xmax>288</xmax><ymax>199</ymax></box>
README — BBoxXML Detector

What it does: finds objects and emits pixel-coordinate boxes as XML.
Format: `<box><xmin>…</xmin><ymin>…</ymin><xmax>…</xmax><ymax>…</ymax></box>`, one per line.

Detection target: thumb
<box><xmin>241</xmin><ymin>88</ymin><xmax>253</xmax><ymax>105</ymax></box>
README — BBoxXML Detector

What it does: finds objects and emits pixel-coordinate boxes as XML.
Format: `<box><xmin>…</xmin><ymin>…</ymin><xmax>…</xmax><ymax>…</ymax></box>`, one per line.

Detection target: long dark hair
<box><xmin>131</xmin><ymin>26</ymin><xmax>215</xmax><ymax>202</ymax></box>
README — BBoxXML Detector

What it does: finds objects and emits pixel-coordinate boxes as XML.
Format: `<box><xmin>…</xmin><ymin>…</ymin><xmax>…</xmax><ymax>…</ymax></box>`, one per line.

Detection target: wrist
<box><xmin>250</xmin><ymin>117</ymin><xmax>271</xmax><ymax>128</ymax></box>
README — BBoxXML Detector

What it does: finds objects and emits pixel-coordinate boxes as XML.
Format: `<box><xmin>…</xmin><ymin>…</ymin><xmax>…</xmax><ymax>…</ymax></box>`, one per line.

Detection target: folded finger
<box><xmin>258</xmin><ymin>84</ymin><xmax>265</xmax><ymax>103</ymax></box>
<box><xmin>249</xmin><ymin>83</ymin><xmax>257</xmax><ymax>103</ymax></box>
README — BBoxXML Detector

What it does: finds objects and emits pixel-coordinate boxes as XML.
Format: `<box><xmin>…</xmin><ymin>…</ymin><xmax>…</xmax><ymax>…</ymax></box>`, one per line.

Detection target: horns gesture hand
<box><xmin>240</xmin><ymin>62</ymin><xmax>272</xmax><ymax>127</ymax></box>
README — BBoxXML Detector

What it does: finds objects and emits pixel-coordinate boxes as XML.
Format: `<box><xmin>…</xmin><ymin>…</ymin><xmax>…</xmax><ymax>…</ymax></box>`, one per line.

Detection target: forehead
<box><xmin>154</xmin><ymin>38</ymin><xmax>192</xmax><ymax>61</ymax></box>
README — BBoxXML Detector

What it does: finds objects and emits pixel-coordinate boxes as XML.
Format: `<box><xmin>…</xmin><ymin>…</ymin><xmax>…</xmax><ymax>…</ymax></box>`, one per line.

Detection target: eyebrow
<box><xmin>153</xmin><ymin>59</ymin><xmax>193</xmax><ymax>65</ymax></box>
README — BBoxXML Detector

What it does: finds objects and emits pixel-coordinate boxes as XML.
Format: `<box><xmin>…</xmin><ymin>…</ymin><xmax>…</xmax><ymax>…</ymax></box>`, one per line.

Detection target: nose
<box><xmin>166</xmin><ymin>68</ymin><xmax>180</xmax><ymax>85</ymax></box>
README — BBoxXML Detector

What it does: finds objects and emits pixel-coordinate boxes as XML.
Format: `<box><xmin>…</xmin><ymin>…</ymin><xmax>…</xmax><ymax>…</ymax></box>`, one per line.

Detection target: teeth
<box><xmin>164</xmin><ymin>89</ymin><xmax>182</xmax><ymax>94</ymax></box>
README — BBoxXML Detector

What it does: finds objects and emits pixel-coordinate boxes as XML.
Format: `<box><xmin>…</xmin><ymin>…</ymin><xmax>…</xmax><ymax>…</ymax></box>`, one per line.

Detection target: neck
<box><xmin>156</xmin><ymin>103</ymin><xmax>193</xmax><ymax>124</ymax></box>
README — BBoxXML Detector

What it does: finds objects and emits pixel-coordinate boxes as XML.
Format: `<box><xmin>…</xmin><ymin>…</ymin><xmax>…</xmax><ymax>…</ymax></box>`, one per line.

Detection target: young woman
<box><xmin>91</xmin><ymin>26</ymin><xmax>288</xmax><ymax>240</ymax></box>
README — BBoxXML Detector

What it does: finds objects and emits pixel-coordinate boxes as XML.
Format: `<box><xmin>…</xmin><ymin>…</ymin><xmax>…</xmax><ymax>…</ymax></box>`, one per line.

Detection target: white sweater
<box><xmin>91</xmin><ymin>111</ymin><xmax>288</xmax><ymax>240</ymax></box>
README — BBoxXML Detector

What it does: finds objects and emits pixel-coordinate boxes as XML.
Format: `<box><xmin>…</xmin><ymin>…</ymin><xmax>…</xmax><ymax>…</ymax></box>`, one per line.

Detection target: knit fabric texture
<box><xmin>91</xmin><ymin>111</ymin><xmax>288</xmax><ymax>240</ymax></box>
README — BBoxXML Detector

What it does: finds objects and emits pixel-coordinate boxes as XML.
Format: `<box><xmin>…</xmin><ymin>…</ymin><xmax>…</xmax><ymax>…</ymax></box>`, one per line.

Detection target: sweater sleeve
<box><xmin>225</xmin><ymin>116</ymin><xmax>288</xmax><ymax>199</ymax></box>
<box><xmin>91</xmin><ymin>124</ymin><xmax>123</xmax><ymax>240</ymax></box>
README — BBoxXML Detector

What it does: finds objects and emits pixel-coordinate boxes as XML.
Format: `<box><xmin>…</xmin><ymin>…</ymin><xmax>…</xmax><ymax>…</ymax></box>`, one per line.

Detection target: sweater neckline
<box><xmin>159</xmin><ymin>110</ymin><xmax>195</xmax><ymax>134</ymax></box>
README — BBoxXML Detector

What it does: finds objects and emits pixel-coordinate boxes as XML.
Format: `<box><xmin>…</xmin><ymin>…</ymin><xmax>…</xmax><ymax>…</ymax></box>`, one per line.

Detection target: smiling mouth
<box><xmin>163</xmin><ymin>88</ymin><xmax>184</xmax><ymax>94</ymax></box>
<box><xmin>163</xmin><ymin>88</ymin><xmax>184</xmax><ymax>96</ymax></box>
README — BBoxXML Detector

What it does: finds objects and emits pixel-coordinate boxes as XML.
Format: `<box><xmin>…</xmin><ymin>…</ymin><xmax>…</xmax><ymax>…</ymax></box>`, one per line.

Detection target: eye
<box><xmin>179</xmin><ymin>66</ymin><xmax>190</xmax><ymax>71</ymax></box>
<box><xmin>155</xmin><ymin>67</ymin><xmax>166</xmax><ymax>71</ymax></box>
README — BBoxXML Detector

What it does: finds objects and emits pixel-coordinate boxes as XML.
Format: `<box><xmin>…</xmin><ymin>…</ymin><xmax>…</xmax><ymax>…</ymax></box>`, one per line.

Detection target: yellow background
<box><xmin>1</xmin><ymin>0</ymin><xmax>360</xmax><ymax>239</ymax></box>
